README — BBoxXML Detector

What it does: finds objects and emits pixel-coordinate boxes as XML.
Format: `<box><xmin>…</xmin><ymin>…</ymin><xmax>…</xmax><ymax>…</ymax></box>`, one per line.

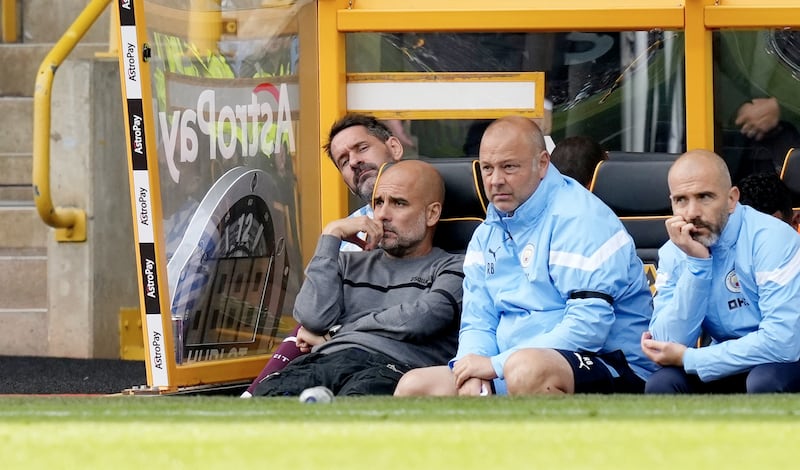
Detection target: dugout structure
<box><xmin>116</xmin><ymin>0</ymin><xmax>319</xmax><ymax>392</ymax></box>
<box><xmin>116</xmin><ymin>0</ymin><xmax>800</xmax><ymax>392</ymax></box>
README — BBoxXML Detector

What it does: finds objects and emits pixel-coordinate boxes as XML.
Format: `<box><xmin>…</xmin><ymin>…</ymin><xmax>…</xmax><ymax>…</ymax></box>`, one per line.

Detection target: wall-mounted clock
<box><xmin>167</xmin><ymin>166</ymin><xmax>289</xmax><ymax>364</ymax></box>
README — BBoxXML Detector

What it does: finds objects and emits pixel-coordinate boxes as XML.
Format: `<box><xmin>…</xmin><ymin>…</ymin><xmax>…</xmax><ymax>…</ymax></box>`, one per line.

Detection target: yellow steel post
<box><xmin>317</xmin><ymin>0</ymin><xmax>349</xmax><ymax>225</ymax></box>
<box><xmin>1</xmin><ymin>0</ymin><xmax>17</xmax><ymax>43</ymax></box>
<box><xmin>684</xmin><ymin>0</ymin><xmax>715</xmax><ymax>151</ymax></box>
<box><xmin>96</xmin><ymin>4</ymin><xmax>120</xmax><ymax>58</ymax></box>
<box><xmin>188</xmin><ymin>0</ymin><xmax>222</xmax><ymax>55</ymax></box>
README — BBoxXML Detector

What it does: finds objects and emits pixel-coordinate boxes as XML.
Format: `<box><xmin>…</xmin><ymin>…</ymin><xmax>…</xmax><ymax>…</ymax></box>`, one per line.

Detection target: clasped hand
<box><xmin>322</xmin><ymin>215</ymin><xmax>383</xmax><ymax>251</ymax></box>
<box><xmin>664</xmin><ymin>215</ymin><xmax>710</xmax><ymax>259</ymax></box>
<box><xmin>452</xmin><ymin>354</ymin><xmax>496</xmax><ymax>396</ymax></box>
<box><xmin>640</xmin><ymin>331</ymin><xmax>687</xmax><ymax>367</ymax></box>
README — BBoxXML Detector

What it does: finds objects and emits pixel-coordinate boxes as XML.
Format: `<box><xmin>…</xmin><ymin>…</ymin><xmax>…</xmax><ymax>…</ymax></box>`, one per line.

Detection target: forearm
<box><xmin>685</xmin><ymin>329</ymin><xmax>800</xmax><ymax>381</ymax></box>
<box><xmin>347</xmin><ymin>295</ymin><xmax>460</xmax><ymax>340</ymax></box>
<box><xmin>650</xmin><ymin>258</ymin><xmax>709</xmax><ymax>345</ymax></box>
<box><xmin>687</xmin><ymin>280</ymin><xmax>800</xmax><ymax>381</ymax></box>
<box><xmin>452</xmin><ymin>272</ymin><xmax>500</xmax><ymax>367</ymax></box>
<box><xmin>342</xmin><ymin>258</ymin><xmax>464</xmax><ymax>340</ymax></box>
<box><xmin>293</xmin><ymin>235</ymin><xmax>345</xmax><ymax>333</ymax></box>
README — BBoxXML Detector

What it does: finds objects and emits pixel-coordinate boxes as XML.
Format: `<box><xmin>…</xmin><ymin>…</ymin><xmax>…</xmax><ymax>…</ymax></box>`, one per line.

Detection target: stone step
<box><xmin>21</xmin><ymin>0</ymin><xmax>111</xmax><ymax>44</ymax></box>
<box><xmin>0</xmin><ymin>253</ymin><xmax>47</xmax><ymax>310</ymax></box>
<box><xmin>0</xmin><ymin>97</ymin><xmax>32</xmax><ymax>153</ymax></box>
<box><xmin>0</xmin><ymin>43</ymin><xmax>108</xmax><ymax>97</ymax></box>
<box><xmin>0</xmin><ymin>153</ymin><xmax>33</xmax><ymax>203</ymax></box>
<box><xmin>0</xmin><ymin>206</ymin><xmax>48</xmax><ymax>249</ymax></box>
<box><xmin>0</xmin><ymin>309</ymin><xmax>48</xmax><ymax>356</ymax></box>
<box><xmin>0</xmin><ymin>153</ymin><xmax>32</xmax><ymax>185</ymax></box>
<box><xmin>0</xmin><ymin>186</ymin><xmax>33</xmax><ymax>202</ymax></box>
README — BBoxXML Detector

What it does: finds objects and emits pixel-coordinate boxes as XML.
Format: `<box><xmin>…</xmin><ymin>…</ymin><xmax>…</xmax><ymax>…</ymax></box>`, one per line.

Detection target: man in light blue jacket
<box><xmin>395</xmin><ymin>116</ymin><xmax>656</xmax><ymax>396</ymax></box>
<box><xmin>642</xmin><ymin>149</ymin><xmax>800</xmax><ymax>393</ymax></box>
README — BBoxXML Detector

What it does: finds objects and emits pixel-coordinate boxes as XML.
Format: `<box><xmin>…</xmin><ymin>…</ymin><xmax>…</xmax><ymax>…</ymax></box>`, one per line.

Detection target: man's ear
<box><xmin>537</xmin><ymin>150</ymin><xmax>551</xmax><ymax>175</ymax></box>
<box><xmin>426</xmin><ymin>201</ymin><xmax>442</xmax><ymax>227</ymax></box>
<box><xmin>387</xmin><ymin>136</ymin><xmax>404</xmax><ymax>162</ymax></box>
<box><xmin>728</xmin><ymin>186</ymin><xmax>740</xmax><ymax>213</ymax></box>
<box><xmin>791</xmin><ymin>210</ymin><xmax>800</xmax><ymax>231</ymax></box>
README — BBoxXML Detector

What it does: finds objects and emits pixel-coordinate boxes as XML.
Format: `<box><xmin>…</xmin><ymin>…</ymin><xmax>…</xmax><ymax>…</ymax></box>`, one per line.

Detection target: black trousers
<box><xmin>252</xmin><ymin>348</ymin><xmax>411</xmax><ymax>397</ymax></box>
<box><xmin>645</xmin><ymin>362</ymin><xmax>800</xmax><ymax>394</ymax></box>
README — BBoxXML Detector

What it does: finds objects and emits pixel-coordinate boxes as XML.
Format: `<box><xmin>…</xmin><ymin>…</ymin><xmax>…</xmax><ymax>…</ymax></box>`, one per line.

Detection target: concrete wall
<box><xmin>48</xmin><ymin>57</ymin><xmax>139</xmax><ymax>358</ymax></box>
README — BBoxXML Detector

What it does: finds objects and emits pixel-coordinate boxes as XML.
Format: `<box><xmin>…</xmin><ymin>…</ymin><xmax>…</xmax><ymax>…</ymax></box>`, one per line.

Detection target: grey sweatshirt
<box><xmin>294</xmin><ymin>234</ymin><xmax>464</xmax><ymax>368</ymax></box>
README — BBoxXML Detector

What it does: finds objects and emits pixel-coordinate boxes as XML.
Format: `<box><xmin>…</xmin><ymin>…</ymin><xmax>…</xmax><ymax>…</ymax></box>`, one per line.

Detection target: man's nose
<box><xmin>486</xmin><ymin>171</ymin><xmax>504</xmax><ymax>187</ymax></box>
<box><xmin>374</xmin><ymin>208</ymin><xmax>390</xmax><ymax>225</ymax></box>
<box><xmin>348</xmin><ymin>151</ymin><xmax>363</xmax><ymax>168</ymax></box>
<box><xmin>685</xmin><ymin>198</ymin><xmax>702</xmax><ymax>219</ymax></box>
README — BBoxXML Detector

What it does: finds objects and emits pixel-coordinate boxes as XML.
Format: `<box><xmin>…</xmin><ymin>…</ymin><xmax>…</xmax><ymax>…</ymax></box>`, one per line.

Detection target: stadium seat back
<box><xmin>589</xmin><ymin>159</ymin><xmax>673</xmax><ymax>266</ymax></box>
<box><xmin>606</xmin><ymin>151</ymin><xmax>680</xmax><ymax>162</ymax></box>
<box><xmin>780</xmin><ymin>147</ymin><xmax>800</xmax><ymax>209</ymax></box>
<box><xmin>428</xmin><ymin>158</ymin><xmax>487</xmax><ymax>253</ymax></box>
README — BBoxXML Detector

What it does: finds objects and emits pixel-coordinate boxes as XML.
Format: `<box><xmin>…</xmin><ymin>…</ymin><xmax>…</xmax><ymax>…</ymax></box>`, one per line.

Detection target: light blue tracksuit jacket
<box><xmin>454</xmin><ymin>166</ymin><xmax>656</xmax><ymax>385</ymax></box>
<box><xmin>651</xmin><ymin>204</ymin><xmax>800</xmax><ymax>382</ymax></box>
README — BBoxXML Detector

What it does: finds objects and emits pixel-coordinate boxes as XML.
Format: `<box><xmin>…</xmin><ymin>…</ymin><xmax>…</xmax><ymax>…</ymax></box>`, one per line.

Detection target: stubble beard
<box><xmin>690</xmin><ymin>209</ymin><xmax>729</xmax><ymax>248</ymax></box>
<box><xmin>379</xmin><ymin>216</ymin><xmax>427</xmax><ymax>257</ymax></box>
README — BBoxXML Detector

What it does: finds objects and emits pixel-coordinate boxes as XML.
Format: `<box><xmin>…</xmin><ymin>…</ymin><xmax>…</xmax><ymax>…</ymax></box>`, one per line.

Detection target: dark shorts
<box><xmin>556</xmin><ymin>349</ymin><xmax>645</xmax><ymax>394</ymax></box>
<box><xmin>251</xmin><ymin>347</ymin><xmax>411</xmax><ymax>397</ymax></box>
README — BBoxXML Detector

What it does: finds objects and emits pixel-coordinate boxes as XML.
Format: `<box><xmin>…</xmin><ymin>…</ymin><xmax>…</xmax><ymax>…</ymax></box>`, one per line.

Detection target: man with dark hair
<box><xmin>323</xmin><ymin>114</ymin><xmax>401</xmax><ymax>192</ymax></box>
<box><xmin>737</xmin><ymin>172</ymin><xmax>798</xmax><ymax>229</ymax></box>
<box><xmin>322</xmin><ymin>113</ymin><xmax>405</xmax><ymax>250</ymax></box>
<box><xmin>550</xmin><ymin>135</ymin><xmax>607</xmax><ymax>188</ymax></box>
<box><xmin>642</xmin><ymin>150</ymin><xmax>800</xmax><ymax>394</ymax></box>
<box><xmin>251</xmin><ymin>160</ymin><xmax>464</xmax><ymax>396</ymax></box>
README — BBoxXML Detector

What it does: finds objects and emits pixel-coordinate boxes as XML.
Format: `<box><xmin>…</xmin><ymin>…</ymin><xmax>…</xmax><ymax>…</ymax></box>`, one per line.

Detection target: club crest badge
<box><xmin>725</xmin><ymin>270</ymin><xmax>741</xmax><ymax>293</ymax></box>
<box><xmin>520</xmin><ymin>244</ymin><xmax>535</xmax><ymax>267</ymax></box>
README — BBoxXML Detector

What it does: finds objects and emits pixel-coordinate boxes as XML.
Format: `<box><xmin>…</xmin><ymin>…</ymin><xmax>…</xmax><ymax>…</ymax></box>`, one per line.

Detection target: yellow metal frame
<box><xmin>114</xmin><ymin>0</ymin><xmax>321</xmax><ymax>392</ymax></box>
<box><xmin>335</xmin><ymin>0</ymin><xmax>685</xmax><ymax>32</ymax></box>
<box><xmin>705</xmin><ymin>0</ymin><xmax>800</xmax><ymax>28</ymax></box>
<box><xmin>318</xmin><ymin>0</ymin><xmax>800</xmax><ymax>225</ymax></box>
<box><xmin>115</xmin><ymin>0</ymin><xmax>176</xmax><ymax>390</ymax></box>
<box><xmin>33</xmin><ymin>0</ymin><xmax>112</xmax><ymax>242</ymax></box>
<box><xmin>1</xmin><ymin>0</ymin><xmax>16</xmax><ymax>43</ymax></box>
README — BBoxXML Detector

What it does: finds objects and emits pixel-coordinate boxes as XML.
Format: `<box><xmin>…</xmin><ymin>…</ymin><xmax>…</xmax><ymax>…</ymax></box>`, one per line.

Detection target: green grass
<box><xmin>1</xmin><ymin>395</ymin><xmax>799</xmax><ymax>469</ymax></box>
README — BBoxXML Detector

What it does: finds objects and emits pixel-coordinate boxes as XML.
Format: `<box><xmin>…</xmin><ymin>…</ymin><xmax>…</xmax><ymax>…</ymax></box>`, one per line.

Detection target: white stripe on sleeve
<box><xmin>549</xmin><ymin>229</ymin><xmax>631</xmax><ymax>272</ymax></box>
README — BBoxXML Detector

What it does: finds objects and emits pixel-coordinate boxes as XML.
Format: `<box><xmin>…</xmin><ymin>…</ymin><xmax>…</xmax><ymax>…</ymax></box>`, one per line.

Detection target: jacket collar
<box><xmin>484</xmin><ymin>164</ymin><xmax>562</xmax><ymax>229</ymax></box>
<box><xmin>715</xmin><ymin>202</ymin><xmax>743</xmax><ymax>250</ymax></box>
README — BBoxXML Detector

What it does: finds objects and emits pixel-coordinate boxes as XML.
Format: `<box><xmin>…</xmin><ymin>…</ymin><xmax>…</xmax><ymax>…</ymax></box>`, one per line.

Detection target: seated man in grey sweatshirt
<box><xmin>252</xmin><ymin>160</ymin><xmax>465</xmax><ymax>396</ymax></box>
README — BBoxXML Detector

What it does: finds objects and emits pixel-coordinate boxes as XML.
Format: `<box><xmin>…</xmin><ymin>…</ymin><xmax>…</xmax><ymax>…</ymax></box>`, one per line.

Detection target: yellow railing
<box><xmin>32</xmin><ymin>0</ymin><xmax>111</xmax><ymax>242</ymax></box>
<box><xmin>1</xmin><ymin>0</ymin><xmax>16</xmax><ymax>43</ymax></box>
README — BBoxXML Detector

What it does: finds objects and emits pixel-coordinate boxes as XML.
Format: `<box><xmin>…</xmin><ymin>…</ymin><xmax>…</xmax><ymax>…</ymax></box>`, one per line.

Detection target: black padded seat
<box><xmin>780</xmin><ymin>147</ymin><xmax>800</xmax><ymax>209</ymax></box>
<box><xmin>589</xmin><ymin>158</ymin><xmax>673</xmax><ymax>267</ymax></box>
<box><xmin>606</xmin><ymin>151</ymin><xmax>680</xmax><ymax>162</ymax></box>
<box><xmin>427</xmin><ymin>158</ymin><xmax>487</xmax><ymax>253</ymax></box>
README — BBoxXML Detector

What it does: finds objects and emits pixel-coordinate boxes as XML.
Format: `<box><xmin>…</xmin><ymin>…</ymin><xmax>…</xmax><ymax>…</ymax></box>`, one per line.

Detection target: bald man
<box><xmin>642</xmin><ymin>149</ymin><xmax>800</xmax><ymax>394</ymax></box>
<box><xmin>250</xmin><ymin>160</ymin><xmax>464</xmax><ymax>397</ymax></box>
<box><xmin>396</xmin><ymin>116</ymin><xmax>655</xmax><ymax>397</ymax></box>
